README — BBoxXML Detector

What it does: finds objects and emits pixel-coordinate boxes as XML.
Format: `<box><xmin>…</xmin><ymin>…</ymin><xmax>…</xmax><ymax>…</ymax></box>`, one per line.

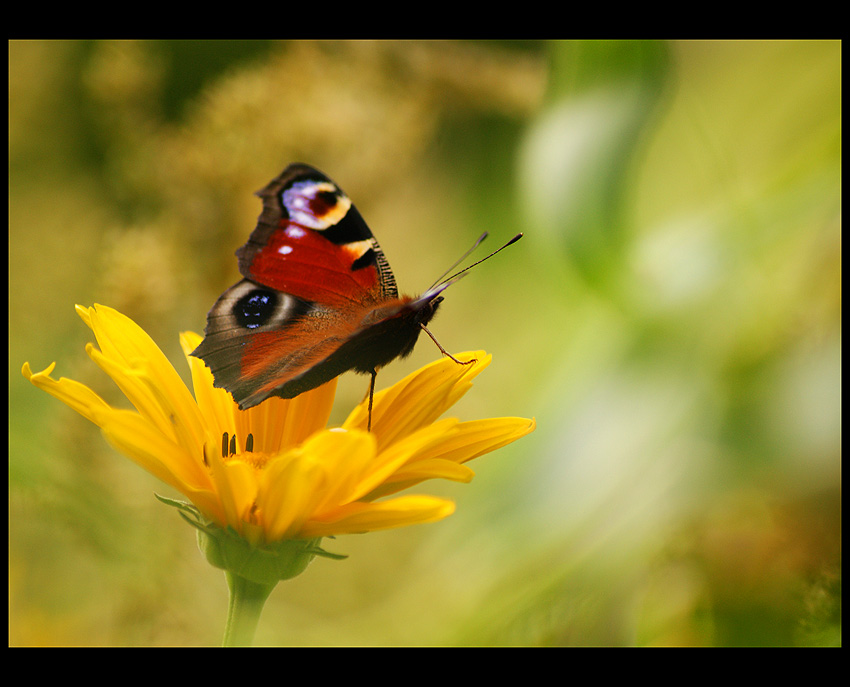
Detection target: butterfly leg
<box><xmin>367</xmin><ymin>369</ymin><xmax>377</xmax><ymax>432</ymax></box>
<box><xmin>420</xmin><ymin>324</ymin><xmax>477</xmax><ymax>366</ymax></box>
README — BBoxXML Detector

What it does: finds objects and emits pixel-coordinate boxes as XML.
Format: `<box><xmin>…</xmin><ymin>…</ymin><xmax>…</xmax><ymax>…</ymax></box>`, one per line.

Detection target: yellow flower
<box><xmin>23</xmin><ymin>305</ymin><xmax>535</xmax><ymax>549</ymax></box>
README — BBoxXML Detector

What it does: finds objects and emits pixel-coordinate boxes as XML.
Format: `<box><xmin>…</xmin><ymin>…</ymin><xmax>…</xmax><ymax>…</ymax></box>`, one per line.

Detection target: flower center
<box><xmin>222</xmin><ymin>431</ymin><xmax>254</xmax><ymax>456</ymax></box>
<box><xmin>220</xmin><ymin>431</ymin><xmax>270</xmax><ymax>469</ymax></box>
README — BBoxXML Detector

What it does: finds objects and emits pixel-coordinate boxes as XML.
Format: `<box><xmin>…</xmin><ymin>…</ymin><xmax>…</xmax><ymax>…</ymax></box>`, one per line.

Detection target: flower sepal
<box><xmin>155</xmin><ymin>493</ymin><xmax>346</xmax><ymax>585</ymax></box>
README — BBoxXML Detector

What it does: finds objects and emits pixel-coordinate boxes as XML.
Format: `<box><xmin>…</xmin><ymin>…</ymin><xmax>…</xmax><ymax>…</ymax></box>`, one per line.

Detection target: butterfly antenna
<box><xmin>437</xmin><ymin>232</ymin><xmax>523</xmax><ymax>286</ymax></box>
<box><xmin>427</xmin><ymin>232</ymin><xmax>490</xmax><ymax>291</ymax></box>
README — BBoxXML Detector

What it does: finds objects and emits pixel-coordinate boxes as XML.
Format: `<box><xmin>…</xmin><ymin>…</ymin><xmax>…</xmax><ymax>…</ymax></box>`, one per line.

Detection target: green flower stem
<box><xmin>222</xmin><ymin>572</ymin><xmax>277</xmax><ymax>647</ymax></box>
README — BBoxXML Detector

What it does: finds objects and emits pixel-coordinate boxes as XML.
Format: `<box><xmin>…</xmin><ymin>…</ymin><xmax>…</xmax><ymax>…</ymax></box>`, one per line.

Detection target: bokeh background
<box><xmin>9</xmin><ymin>40</ymin><xmax>840</xmax><ymax>647</ymax></box>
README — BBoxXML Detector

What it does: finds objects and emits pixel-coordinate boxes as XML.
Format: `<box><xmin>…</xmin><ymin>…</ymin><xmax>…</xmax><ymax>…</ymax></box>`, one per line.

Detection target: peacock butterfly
<box><xmin>191</xmin><ymin>163</ymin><xmax>521</xmax><ymax>429</ymax></box>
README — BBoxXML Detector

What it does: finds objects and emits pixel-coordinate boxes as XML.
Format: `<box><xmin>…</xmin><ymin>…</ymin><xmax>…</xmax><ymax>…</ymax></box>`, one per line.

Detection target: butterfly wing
<box><xmin>238</xmin><ymin>163</ymin><xmax>398</xmax><ymax>306</ymax></box>
<box><xmin>191</xmin><ymin>164</ymin><xmax>438</xmax><ymax>409</ymax></box>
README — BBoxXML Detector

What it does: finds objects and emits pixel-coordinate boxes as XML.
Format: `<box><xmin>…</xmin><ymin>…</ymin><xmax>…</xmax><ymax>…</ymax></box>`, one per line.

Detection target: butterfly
<box><xmin>192</xmin><ymin>163</ymin><xmax>521</xmax><ymax>430</ymax></box>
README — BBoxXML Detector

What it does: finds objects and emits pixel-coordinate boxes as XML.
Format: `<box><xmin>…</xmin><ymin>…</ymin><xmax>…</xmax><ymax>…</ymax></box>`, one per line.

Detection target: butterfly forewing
<box><xmin>238</xmin><ymin>164</ymin><xmax>397</xmax><ymax>305</ymax></box>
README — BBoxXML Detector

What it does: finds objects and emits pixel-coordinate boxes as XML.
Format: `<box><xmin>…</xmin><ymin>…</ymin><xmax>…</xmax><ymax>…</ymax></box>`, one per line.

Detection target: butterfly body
<box><xmin>192</xmin><ymin>164</ymin><xmax>443</xmax><ymax>411</ymax></box>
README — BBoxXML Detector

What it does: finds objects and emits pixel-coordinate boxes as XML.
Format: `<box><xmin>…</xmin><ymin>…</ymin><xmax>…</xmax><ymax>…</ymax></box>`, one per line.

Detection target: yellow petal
<box><xmin>301</xmin><ymin>495</ymin><xmax>456</xmax><ymax>537</ymax></box>
<box><xmin>257</xmin><ymin>451</ymin><xmax>327</xmax><ymax>541</ymax></box>
<box><xmin>181</xmin><ymin>331</ymin><xmax>238</xmax><ymax>439</ymax></box>
<box><xmin>240</xmin><ymin>379</ymin><xmax>338</xmax><ymax>455</ymax></box>
<box><xmin>381</xmin><ymin>459</ymin><xmax>476</xmax><ymax>486</ymax></box>
<box><xmin>79</xmin><ymin>305</ymin><xmax>207</xmax><ymax>453</ymax></box>
<box><xmin>344</xmin><ymin>352</ymin><xmax>490</xmax><ymax>444</ymax></box>
<box><xmin>347</xmin><ymin>418</ymin><xmax>461</xmax><ymax>500</ymax></box>
<box><xmin>22</xmin><ymin>361</ymin><xmax>111</xmax><ymax>424</ymax></box>
<box><xmin>411</xmin><ymin>417</ymin><xmax>537</xmax><ymax>466</ymax></box>
<box><xmin>205</xmin><ymin>441</ymin><xmax>257</xmax><ymax>536</ymax></box>
<box><xmin>289</xmin><ymin>429</ymin><xmax>378</xmax><ymax>516</ymax></box>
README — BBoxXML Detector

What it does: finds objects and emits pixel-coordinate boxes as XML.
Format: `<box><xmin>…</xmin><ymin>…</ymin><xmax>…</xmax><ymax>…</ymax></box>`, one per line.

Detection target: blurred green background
<box><xmin>9</xmin><ymin>40</ymin><xmax>840</xmax><ymax>647</ymax></box>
